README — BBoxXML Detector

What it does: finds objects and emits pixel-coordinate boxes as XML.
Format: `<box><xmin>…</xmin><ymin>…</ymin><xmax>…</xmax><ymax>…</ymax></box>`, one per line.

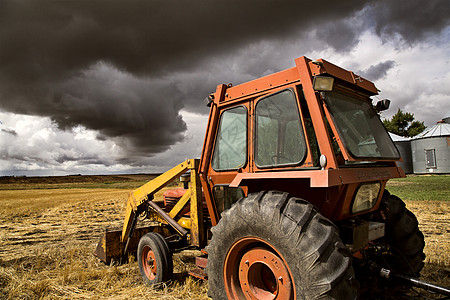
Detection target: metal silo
<box><xmin>389</xmin><ymin>133</ymin><xmax>413</xmax><ymax>174</ymax></box>
<box><xmin>411</xmin><ymin>111</ymin><xmax>450</xmax><ymax>174</ymax></box>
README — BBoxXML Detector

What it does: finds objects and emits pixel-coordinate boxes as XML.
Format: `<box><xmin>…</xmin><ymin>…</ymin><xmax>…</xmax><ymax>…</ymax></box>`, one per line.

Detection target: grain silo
<box><xmin>389</xmin><ymin>133</ymin><xmax>413</xmax><ymax>174</ymax></box>
<box><xmin>411</xmin><ymin>111</ymin><xmax>450</xmax><ymax>174</ymax></box>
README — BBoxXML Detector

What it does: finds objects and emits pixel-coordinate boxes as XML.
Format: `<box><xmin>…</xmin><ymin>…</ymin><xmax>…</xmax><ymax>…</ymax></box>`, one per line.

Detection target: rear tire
<box><xmin>137</xmin><ymin>232</ymin><xmax>173</xmax><ymax>285</ymax></box>
<box><xmin>206</xmin><ymin>191</ymin><xmax>358</xmax><ymax>300</ymax></box>
<box><xmin>380</xmin><ymin>191</ymin><xmax>425</xmax><ymax>276</ymax></box>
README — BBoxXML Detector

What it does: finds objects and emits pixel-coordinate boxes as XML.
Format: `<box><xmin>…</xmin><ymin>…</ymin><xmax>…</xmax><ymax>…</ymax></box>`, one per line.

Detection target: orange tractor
<box><xmin>95</xmin><ymin>56</ymin><xmax>449</xmax><ymax>299</ymax></box>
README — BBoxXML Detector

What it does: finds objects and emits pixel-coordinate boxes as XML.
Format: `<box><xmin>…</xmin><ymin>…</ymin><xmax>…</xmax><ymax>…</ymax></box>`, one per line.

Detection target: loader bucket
<box><xmin>94</xmin><ymin>226</ymin><xmax>171</xmax><ymax>264</ymax></box>
<box><xmin>94</xmin><ymin>228</ymin><xmax>123</xmax><ymax>264</ymax></box>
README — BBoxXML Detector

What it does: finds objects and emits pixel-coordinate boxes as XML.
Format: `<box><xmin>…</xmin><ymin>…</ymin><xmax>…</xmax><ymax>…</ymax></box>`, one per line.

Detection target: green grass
<box><xmin>386</xmin><ymin>175</ymin><xmax>450</xmax><ymax>201</ymax></box>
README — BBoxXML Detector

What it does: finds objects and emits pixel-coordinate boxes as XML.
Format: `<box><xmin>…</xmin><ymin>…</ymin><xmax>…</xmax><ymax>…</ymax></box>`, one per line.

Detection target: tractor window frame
<box><xmin>211</xmin><ymin>105</ymin><xmax>248</xmax><ymax>171</ymax></box>
<box><xmin>254</xmin><ymin>88</ymin><xmax>307</xmax><ymax>169</ymax></box>
<box><xmin>323</xmin><ymin>90</ymin><xmax>400</xmax><ymax>160</ymax></box>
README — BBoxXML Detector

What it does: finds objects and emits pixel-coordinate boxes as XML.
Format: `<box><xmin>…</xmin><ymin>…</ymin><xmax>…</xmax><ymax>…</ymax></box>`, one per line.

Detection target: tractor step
<box><xmin>189</xmin><ymin>267</ymin><xmax>208</xmax><ymax>280</ymax></box>
<box><xmin>188</xmin><ymin>255</ymin><xmax>208</xmax><ymax>280</ymax></box>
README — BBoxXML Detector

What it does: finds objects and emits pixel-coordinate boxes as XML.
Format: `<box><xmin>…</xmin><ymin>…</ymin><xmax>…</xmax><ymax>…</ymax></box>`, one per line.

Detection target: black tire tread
<box><xmin>137</xmin><ymin>232</ymin><xmax>172</xmax><ymax>285</ymax></box>
<box><xmin>206</xmin><ymin>190</ymin><xmax>357</xmax><ymax>300</ymax></box>
<box><xmin>151</xmin><ymin>233</ymin><xmax>173</xmax><ymax>281</ymax></box>
<box><xmin>382</xmin><ymin>191</ymin><xmax>426</xmax><ymax>276</ymax></box>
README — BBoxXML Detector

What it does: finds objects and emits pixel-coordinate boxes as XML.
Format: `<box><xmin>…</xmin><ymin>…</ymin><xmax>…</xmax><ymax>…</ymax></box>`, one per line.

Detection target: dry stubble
<box><xmin>0</xmin><ymin>188</ymin><xmax>448</xmax><ymax>299</ymax></box>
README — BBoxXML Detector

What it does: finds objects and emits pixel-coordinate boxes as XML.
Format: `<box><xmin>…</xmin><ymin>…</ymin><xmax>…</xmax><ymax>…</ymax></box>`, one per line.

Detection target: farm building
<box><xmin>389</xmin><ymin>133</ymin><xmax>413</xmax><ymax>174</ymax></box>
<box><xmin>410</xmin><ymin>111</ymin><xmax>450</xmax><ymax>174</ymax></box>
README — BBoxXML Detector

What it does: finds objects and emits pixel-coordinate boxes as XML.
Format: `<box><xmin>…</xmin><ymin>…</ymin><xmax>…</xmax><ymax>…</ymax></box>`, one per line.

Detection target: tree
<box><xmin>383</xmin><ymin>108</ymin><xmax>426</xmax><ymax>137</ymax></box>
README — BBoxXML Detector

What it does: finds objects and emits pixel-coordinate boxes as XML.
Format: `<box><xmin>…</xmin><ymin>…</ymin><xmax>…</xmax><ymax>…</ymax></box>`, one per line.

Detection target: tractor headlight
<box><xmin>352</xmin><ymin>182</ymin><xmax>381</xmax><ymax>214</ymax></box>
<box><xmin>313</xmin><ymin>76</ymin><xmax>334</xmax><ymax>91</ymax></box>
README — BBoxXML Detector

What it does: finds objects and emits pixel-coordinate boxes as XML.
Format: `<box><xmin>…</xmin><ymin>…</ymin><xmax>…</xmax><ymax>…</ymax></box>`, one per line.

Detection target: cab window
<box><xmin>213</xmin><ymin>185</ymin><xmax>244</xmax><ymax>214</ymax></box>
<box><xmin>255</xmin><ymin>89</ymin><xmax>306</xmax><ymax>167</ymax></box>
<box><xmin>212</xmin><ymin>106</ymin><xmax>247</xmax><ymax>170</ymax></box>
<box><xmin>323</xmin><ymin>91</ymin><xmax>399</xmax><ymax>159</ymax></box>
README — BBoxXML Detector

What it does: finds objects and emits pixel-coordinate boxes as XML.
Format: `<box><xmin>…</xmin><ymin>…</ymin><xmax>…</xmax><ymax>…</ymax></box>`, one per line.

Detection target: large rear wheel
<box><xmin>380</xmin><ymin>191</ymin><xmax>426</xmax><ymax>276</ymax></box>
<box><xmin>206</xmin><ymin>191</ymin><xmax>358</xmax><ymax>300</ymax></box>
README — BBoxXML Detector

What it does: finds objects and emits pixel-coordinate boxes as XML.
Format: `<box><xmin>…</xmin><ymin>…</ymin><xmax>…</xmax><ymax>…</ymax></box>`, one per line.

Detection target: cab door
<box><xmin>207</xmin><ymin>104</ymin><xmax>249</xmax><ymax>215</ymax></box>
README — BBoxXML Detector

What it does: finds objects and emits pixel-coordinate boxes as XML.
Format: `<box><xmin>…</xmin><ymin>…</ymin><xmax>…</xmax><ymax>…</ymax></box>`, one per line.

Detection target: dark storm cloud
<box><xmin>367</xmin><ymin>0</ymin><xmax>450</xmax><ymax>43</ymax></box>
<box><xmin>53</xmin><ymin>62</ymin><xmax>187</xmax><ymax>154</ymax></box>
<box><xmin>0</xmin><ymin>0</ymin><xmax>448</xmax><ymax>162</ymax></box>
<box><xmin>316</xmin><ymin>20</ymin><xmax>360</xmax><ymax>52</ymax></box>
<box><xmin>360</xmin><ymin>60</ymin><xmax>396</xmax><ymax>81</ymax></box>
<box><xmin>0</xmin><ymin>0</ymin><xmax>369</xmax><ymax>82</ymax></box>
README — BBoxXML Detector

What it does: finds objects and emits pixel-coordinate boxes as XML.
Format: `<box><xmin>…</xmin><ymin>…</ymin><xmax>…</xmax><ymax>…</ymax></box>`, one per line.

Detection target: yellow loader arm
<box><xmin>94</xmin><ymin>159</ymin><xmax>204</xmax><ymax>264</ymax></box>
<box><xmin>122</xmin><ymin>159</ymin><xmax>196</xmax><ymax>243</ymax></box>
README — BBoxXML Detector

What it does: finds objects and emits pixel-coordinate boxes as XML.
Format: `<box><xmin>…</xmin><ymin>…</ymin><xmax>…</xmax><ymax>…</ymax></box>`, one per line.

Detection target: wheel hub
<box><xmin>224</xmin><ymin>237</ymin><xmax>294</xmax><ymax>300</ymax></box>
<box><xmin>239</xmin><ymin>247</ymin><xmax>292</xmax><ymax>299</ymax></box>
<box><xmin>142</xmin><ymin>245</ymin><xmax>157</xmax><ymax>280</ymax></box>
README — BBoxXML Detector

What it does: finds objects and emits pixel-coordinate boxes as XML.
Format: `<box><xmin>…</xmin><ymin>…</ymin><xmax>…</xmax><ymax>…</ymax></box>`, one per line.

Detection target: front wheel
<box><xmin>137</xmin><ymin>232</ymin><xmax>173</xmax><ymax>285</ymax></box>
<box><xmin>206</xmin><ymin>191</ymin><xmax>358</xmax><ymax>300</ymax></box>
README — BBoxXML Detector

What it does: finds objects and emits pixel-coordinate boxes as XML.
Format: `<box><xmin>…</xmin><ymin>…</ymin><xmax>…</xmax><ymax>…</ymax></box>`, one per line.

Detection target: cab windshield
<box><xmin>324</xmin><ymin>92</ymin><xmax>399</xmax><ymax>159</ymax></box>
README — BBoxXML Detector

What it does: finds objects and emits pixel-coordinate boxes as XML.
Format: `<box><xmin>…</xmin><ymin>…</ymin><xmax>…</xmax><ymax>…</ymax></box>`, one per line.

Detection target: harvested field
<box><xmin>405</xmin><ymin>201</ymin><xmax>450</xmax><ymax>291</ymax></box>
<box><xmin>0</xmin><ymin>177</ymin><xmax>208</xmax><ymax>300</ymax></box>
<box><xmin>0</xmin><ymin>175</ymin><xmax>448</xmax><ymax>299</ymax></box>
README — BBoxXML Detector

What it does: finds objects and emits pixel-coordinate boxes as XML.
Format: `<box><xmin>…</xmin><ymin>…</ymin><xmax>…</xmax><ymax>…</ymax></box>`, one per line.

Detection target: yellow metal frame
<box><xmin>121</xmin><ymin>159</ymin><xmax>205</xmax><ymax>247</ymax></box>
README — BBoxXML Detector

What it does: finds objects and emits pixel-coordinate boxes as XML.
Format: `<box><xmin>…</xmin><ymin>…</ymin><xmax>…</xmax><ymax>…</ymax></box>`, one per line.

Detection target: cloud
<box><xmin>360</xmin><ymin>60</ymin><xmax>396</xmax><ymax>81</ymax></box>
<box><xmin>0</xmin><ymin>109</ymin><xmax>207</xmax><ymax>175</ymax></box>
<box><xmin>0</xmin><ymin>0</ymin><xmax>449</xmax><ymax>174</ymax></box>
<box><xmin>56</xmin><ymin>62</ymin><xmax>188</xmax><ymax>156</ymax></box>
<box><xmin>0</xmin><ymin>112</ymin><xmax>119</xmax><ymax>174</ymax></box>
<box><xmin>347</xmin><ymin>30</ymin><xmax>450</xmax><ymax>126</ymax></box>
<box><xmin>315</xmin><ymin>19</ymin><xmax>361</xmax><ymax>52</ymax></box>
<box><xmin>368</xmin><ymin>0</ymin><xmax>450</xmax><ymax>43</ymax></box>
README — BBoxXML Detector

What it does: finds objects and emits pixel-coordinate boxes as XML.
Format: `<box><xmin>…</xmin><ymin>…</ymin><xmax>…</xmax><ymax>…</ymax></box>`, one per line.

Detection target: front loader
<box><xmin>95</xmin><ymin>56</ymin><xmax>450</xmax><ymax>299</ymax></box>
<box><xmin>94</xmin><ymin>159</ymin><xmax>205</xmax><ymax>266</ymax></box>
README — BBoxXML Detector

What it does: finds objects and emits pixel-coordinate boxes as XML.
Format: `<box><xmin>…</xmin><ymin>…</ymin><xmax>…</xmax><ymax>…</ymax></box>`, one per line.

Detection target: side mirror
<box><xmin>375</xmin><ymin>99</ymin><xmax>391</xmax><ymax>112</ymax></box>
<box><xmin>204</xmin><ymin>94</ymin><xmax>214</xmax><ymax>107</ymax></box>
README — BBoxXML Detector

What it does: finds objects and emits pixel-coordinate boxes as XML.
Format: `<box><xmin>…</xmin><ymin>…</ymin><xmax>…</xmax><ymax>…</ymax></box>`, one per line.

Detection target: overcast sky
<box><xmin>0</xmin><ymin>0</ymin><xmax>449</xmax><ymax>176</ymax></box>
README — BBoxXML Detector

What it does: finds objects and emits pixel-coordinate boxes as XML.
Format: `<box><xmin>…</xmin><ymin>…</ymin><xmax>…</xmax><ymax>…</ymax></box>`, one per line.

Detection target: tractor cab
<box><xmin>200</xmin><ymin>57</ymin><xmax>403</xmax><ymax>221</ymax></box>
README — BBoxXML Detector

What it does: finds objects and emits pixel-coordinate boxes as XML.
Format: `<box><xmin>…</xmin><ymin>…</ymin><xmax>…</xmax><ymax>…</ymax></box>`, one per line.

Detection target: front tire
<box><xmin>137</xmin><ymin>232</ymin><xmax>173</xmax><ymax>285</ymax></box>
<box><xmin>206</xmin><ymin>191</ymin><xmax>358</xmax><ymax>300</ymax></box>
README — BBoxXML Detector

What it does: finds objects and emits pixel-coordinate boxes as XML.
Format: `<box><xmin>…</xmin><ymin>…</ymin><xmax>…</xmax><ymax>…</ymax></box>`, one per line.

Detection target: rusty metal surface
<box><xmin>195</xmin><ymin>256</ymin><xmax>208</xmax><ymax>269</ymax></box>
<box><xmin>188</xmin><ymin>267</ymin><xmax>208</xmax><ymax>280</ymax></box>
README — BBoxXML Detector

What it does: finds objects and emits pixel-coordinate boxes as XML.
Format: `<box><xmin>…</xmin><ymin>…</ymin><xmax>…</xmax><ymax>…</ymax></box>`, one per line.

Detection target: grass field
<box><xmin>0</xmin><ymin>174</ymin><xmax>448</xmax><ymax>299</ymax></box>
<box><xmin>386</xmin><ymin>175</ymin><xmax>450</xmax><ymax>201</ymax></box>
